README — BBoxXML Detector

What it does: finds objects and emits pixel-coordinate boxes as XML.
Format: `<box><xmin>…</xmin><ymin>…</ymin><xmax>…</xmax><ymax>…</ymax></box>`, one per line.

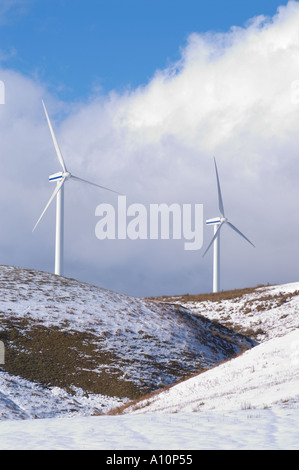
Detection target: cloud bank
<box><xmin>1</xmin><ymin>1</ymin><xmax>299</xmax><ymax>296</ymax></box>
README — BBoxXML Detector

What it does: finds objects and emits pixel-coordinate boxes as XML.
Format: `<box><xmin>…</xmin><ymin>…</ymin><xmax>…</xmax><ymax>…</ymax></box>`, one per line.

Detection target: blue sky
<box><xmin>0</xmin><ymin>0</ymin><xmax>290</xmax><ymax>100</ymax></box>
<box><xmin>1</xmin><ymin>0</ymin><xmax>299</xmax><ymax>296</ymax></box>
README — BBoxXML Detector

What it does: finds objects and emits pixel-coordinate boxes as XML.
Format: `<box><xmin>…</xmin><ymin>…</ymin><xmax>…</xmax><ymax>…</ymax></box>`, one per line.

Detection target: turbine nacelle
<box><xmin>206</xmin><ymin>217</ymin><xmax>222</xmax><ymax>226</ymax></box>
<box><xmin>49</xmin><ymin>171</ymin><xmax>71</xmax><ymax>183</ymax></box>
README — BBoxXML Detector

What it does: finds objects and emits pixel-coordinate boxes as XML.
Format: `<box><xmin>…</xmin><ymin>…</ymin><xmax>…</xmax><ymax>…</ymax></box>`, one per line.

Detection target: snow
<box><xmin>176</xmin><ymin>282</ymin><xmax>299</xmax><ymax>342</ymax></box>
<box><xmin>124</xmin><ymin>328</ymin><xmax>299</xmax><ymax>414</ymax></box>
<box><xmin>0</xmin><ymin>266</ymin><xmax>299</xmax><ymax>450</ymax></box>
<box><xmin>0</xmin><ymin>265</ymin><xmax>252</xmax><ymax>396</ymax></box>
<box><xmin>0</xmin><ymin>372</ymin><xmax>125</xmax><ymax>419</ymax></box>
<box><xmin>0</xmin><ymin>409</ymin><xmax>298</xmax><ymax>450</ymax></box>
<box><xmin>0</xmin><ymin>327</ymin><xmax>298</xmax><ymax>450</ymax></box>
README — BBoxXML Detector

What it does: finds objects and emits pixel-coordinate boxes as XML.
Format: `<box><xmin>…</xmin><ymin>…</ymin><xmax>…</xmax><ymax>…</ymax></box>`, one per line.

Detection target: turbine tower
<box><xmin>33</xmin><ymin>100</ymin><xmax>120</xmax><ymax>276</ymax></box>
<box><xmin>203</xmin><ymin>158</ymin><xmax>255</xmax><ymax>293</ymax></box>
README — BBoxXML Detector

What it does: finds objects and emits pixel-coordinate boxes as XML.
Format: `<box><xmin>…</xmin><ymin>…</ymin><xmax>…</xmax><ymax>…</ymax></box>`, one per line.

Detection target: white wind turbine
<box><xmin>33</xmin><ymin>100</ymin><xmax>120</xmax><ymax>276</ymax></box>
<box><xmin>203</xmin><ymin>158</ymin><xmax>255</xmax><ymax>293</ymax></box>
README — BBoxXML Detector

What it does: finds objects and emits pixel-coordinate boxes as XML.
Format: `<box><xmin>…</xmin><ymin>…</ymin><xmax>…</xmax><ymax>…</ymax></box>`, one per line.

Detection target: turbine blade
<box><xmin>32</xmin><ymin>178</ymin><xmax>65</xmax><ymax>232</ymax></box>
<box><xmin>226</xmin><ymin>221</ymin><xmax>255</xmax><ymax>247</ymax></box>
<box><xmin>214</xmin><ymin>157</ymin><xmax>225</xmax><ymax>217</ymax></box>
<box><xmin>203</xmin><ymin>221</ymin><xmax>224</xmax><ymax>257</ymax></box>
<box><xmin>70</xmin><ymin>174</ymin><xmax>121</xmax><ymax>195</ymax></box>
<box><xmin>42</xmin><ymin>100</ymin><xmax>67</xmax><ymax>173</ymax></box>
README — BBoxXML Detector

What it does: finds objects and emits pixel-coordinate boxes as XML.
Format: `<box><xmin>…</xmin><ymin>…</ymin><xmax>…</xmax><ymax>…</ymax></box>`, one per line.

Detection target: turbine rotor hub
<box><xmin>63</xmin><ymin>171</ymin><xmax>71</xmax><ymax>180</ymax></box>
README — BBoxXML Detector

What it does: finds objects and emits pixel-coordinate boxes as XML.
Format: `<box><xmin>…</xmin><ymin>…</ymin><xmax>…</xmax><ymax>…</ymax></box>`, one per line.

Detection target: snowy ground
<box><xmin>0</xmin><ymin>371</ymin><xmax>126</xmax><ymax>419</ymax></box>
<box><xmin>0</xmin><ymin>408</ymin><xmax>299</xmax><ymax>450</ymax></box>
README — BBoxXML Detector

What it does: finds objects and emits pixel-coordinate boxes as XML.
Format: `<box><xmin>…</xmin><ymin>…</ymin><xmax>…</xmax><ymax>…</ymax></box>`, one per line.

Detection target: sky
<box><xmin>0</xmin><ymin>0</ymin><xmax>298</xmax><ymax>297</ymax></box>
<box><xmin>0</xmin><ymin>0</ymin><xmax>292</xmax><ymax>98</ymax></box>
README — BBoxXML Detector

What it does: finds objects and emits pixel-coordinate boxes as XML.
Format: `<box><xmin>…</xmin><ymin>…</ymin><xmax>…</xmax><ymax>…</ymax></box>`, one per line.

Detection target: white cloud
<box><xmin>1</xmin><ymin>1</ymin><xmax>299</xmax><ymax>296</ymax></box>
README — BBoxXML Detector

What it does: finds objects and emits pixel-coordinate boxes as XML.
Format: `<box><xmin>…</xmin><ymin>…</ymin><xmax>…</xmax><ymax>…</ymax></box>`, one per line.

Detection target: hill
<box><xmin>0</xmin><ymin>270</ymin><xmax>299</xmax><ymax>449</ymax></box>
<box><xmin>118</xmin><ymin>327</ymin><xmax>299</xmax><ymax>415</ymax></box>
<box><xmin>151</xmin><ymin>282</ymin><xmax>299</xmax><ymax>342</ymax></box>
<box><xmin>0</xmin><ymin>265</ymin><xmax>254</xmax><ymax>419</ymax></box>
<box><xmin>115</xmin><ymin>282</ymin><xmax>299</xmax><ymax>415</ymax></box>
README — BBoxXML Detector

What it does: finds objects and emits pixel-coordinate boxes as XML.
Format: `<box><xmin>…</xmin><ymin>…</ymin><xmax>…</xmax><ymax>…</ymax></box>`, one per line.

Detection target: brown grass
<box><xmin>147</xmin><ymin>285</ymin><xmax>269</xmax><ymax>304</ymax></box>
<box><xmin>0</xmin><ymin>316</ymin><xmax>141</xmax><ymax>399</ymax></box>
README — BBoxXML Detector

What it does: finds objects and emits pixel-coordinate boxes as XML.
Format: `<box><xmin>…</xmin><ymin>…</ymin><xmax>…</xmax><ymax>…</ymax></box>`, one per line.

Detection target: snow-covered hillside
<box><xmin>155</xmin><ymin>282</ymin><xmax>299</xmax><ymax>342</ymax></box>
<box><xmin>0</xmin><ymin>265</ymin><xmax>253</xmax><ymax>419</ymax></box>
<box><xmin>117</xmin><ymin>282</ymin><xmax>299</xmax><ymax>415</ymax></box>
<box><xmin>0</xmin><ymin>267</ymin><xmax>299</xmax><ymax>449</ymax></box>
<box><xmin>1</xmin><ymin>325</ymin><xmax>299</xmax><ymax>449</ymax></box>
<box><xmin>121</xmin><ymin>328</ymin><xmax>299</xmax><ymax>415</ymax></box>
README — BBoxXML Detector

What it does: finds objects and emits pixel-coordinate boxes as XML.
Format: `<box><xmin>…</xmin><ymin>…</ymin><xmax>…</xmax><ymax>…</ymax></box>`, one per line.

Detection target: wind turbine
<box><xmin>33</xmin><ymin>100</ymin><xmax>120</xmax><ymax>276</ymax></box>
<box><xmin>203</xmin><ymin>158</ymin><xmax>255</xmax><ymax>293</ymax></box>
